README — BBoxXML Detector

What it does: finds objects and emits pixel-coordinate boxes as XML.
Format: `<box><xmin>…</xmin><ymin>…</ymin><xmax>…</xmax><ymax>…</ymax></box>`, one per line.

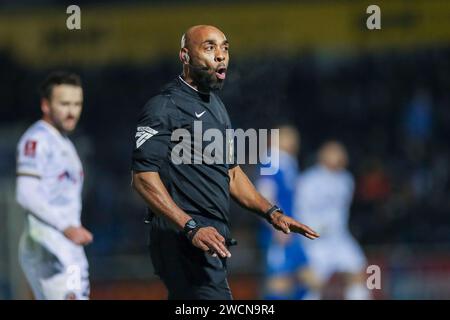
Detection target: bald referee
<box><xmin>131</xmin><ymin>25</ymin><xmax>319</xmax><ymax>300</ymax></box>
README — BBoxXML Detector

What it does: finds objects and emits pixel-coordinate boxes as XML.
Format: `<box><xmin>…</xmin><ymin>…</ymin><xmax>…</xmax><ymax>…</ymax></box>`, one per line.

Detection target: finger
<box><xmin>297</xmin><ymin>225</ymin><xmax>319</xmax><ymax>239</ymax></box>
<box><xmin>82</xmin><ymin>231</ymin><xmax>93</xmax><ymax>244</ymax></box>
<box><xmin>305</xmin><ymin>230</ymin><xmax>319</xmax><ymax>238</ymax></box>
<box><xmin>197</xmin><ymin>241</ymin><xmax>210</xmax><ymax>252</ymax></box>
<box><xmin>209</xmin><ymin>240</ymin><xmax>231</xmax><ymax>258</ymax></box>
<box><xmin>301</xmin><ymin>225</ymin><xmax>319</xmax><ymax>237</ymax></box>
<box><xmin>81</xmin><ymin>232</ymin><xmax>91</xmax><ymax>243</ymax></box>
<box><xmin>207</xmin><ymin>227</ymin><xmax>224</xmax><ymax>242</ymax></box>
<box><xmin>280</xmin><ymin>222</ymin><xmax>290</xmax><ymax>234</ymax></box>
<box><xmin>303</xmin><ymin>232</ymin><xmax>318</xmax><ymax>240</ymax></box>
<box><xmin>208</xmin><ymin>241</ymin><xmax>227</xmax><ymax>258</ymax></box>
<box><xmin>214</xmin><ymin>232</ymin><xmax>225</xmax><ymax>244</ymax></box>
<box><xmin>215</xmin><ymin>240</ymin><xmax>231</xmax><ymax>258</ymax></box>
<box><xmin>291</xmin><ymin>222</ymin><xmax>319</xmax><ymax>237</ymax></box>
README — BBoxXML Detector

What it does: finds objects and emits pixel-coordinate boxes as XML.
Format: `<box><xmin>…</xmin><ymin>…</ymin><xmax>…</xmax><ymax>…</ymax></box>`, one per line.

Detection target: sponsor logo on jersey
<box><xmin>58</xmin><ymin>170</ymin><xmax>77</xmax><ymax>183</ymax></box>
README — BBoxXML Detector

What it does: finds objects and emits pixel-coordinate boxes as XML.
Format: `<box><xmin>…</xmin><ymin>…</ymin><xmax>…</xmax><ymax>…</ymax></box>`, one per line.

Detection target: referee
<box><xmin>131</xmin><ymin>25</ymin><xmax>319</xmax><ymax>300</ymax></box>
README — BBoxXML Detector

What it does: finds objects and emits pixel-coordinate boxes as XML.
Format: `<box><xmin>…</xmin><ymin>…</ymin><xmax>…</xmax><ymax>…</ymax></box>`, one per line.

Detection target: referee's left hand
<box><xmin>270</xmin><ymin>211</ymin><xmax>320</xmax><ymax>240</ymax></box>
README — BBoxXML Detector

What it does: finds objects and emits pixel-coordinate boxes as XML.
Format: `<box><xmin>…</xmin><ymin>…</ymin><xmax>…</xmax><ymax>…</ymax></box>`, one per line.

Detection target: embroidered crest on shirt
<box><xmin>24</xmin><ymin>140</ymin><xmax>37</xmax><ymax>157</ymax></box>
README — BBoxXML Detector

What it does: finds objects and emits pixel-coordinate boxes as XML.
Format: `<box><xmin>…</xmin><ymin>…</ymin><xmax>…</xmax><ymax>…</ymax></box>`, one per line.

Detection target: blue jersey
<box><xmin>256</xmin><ymin>150</ymin><xmax>308</xmax><ymax>275</ymax></box>
<box><xmin>256</xmin><ymin>150</ymin><xmax>299</xmax><ymax>248</ymax></box>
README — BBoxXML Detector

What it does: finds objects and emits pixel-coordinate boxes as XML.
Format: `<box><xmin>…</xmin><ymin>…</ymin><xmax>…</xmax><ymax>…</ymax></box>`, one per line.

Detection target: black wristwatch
<box><xmin>264</xmin><ymin>205</ymin><xmax>283</xmax><ymax>224</ymax></box>
<box><xmin>183</xmin><ymin>218</ymin><xmax>200</xmax><ymax>241</ymax></box>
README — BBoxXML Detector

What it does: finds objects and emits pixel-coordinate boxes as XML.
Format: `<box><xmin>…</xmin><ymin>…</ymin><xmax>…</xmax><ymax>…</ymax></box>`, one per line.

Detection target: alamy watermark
<box><xmin>66</xmin><ymin>5</ymin><xmax>380</xmax><ymax>31</ymax></box>
<box><xmin>136</xmin><ymin>121</ymin><xmax>280</xmax><ymax>175</ymax></box>
<box><xmin>366</xmin><ymin>5</ymin><xmax>381</xmax><ymax>30</ymax></box>
<box><xmin>66</xmin><ymin>5</ymin><xmax>81</xmax><ymax>30</ymax></box>
<box><xmin>366</xmin><ymin>264</ymin><xmax>381</xmax><ymax>290</ymax></box>
<box><xmin>170</xmin><ymin>121</ymin><xmax>279</xmax><ymax>175</ymax></box>
<box><xmin>66</xmin><ymin>265</ymin><xmax>81</xmax><ymax>291</ymax></box>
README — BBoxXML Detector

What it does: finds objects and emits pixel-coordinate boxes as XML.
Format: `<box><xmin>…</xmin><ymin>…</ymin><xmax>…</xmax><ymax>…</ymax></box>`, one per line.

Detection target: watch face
<box><xmin>187</xmin><ymin>219</ymin><xmax>197</xmax><ymax>229</ymax></box>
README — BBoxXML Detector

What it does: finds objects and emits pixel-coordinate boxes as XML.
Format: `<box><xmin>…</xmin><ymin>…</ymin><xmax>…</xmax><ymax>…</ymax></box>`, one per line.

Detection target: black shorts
<box><xmin>148</xmin><ymin>213</ymin><xmax>233</xmax><ymax>300</ymax></box>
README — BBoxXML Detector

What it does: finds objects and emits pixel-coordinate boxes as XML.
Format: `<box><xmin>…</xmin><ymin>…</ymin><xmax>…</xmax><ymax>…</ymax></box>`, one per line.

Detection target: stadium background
<box><xmin>1</xmin><ymin>0</ymin><xmax>450</xmax><ymax>299</ymax></box>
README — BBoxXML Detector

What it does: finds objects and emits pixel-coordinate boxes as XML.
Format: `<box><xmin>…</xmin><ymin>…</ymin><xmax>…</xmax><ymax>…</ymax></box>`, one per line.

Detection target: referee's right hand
<box><xmin>63</xmin><ymin>226</ymin><xmax>94</xmax><ymax>246</ymax></box>
<box><xmin>190</xmin><ymin>227</ymin><xmax>231</xmax><ymax>258</ymax></box>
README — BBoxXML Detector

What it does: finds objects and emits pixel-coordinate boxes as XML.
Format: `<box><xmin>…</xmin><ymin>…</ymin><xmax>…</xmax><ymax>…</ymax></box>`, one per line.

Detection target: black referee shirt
<box><xmin>132</xmin><ymin>76</ymin><xmax>237</xmax><ymax>223</ymax></box>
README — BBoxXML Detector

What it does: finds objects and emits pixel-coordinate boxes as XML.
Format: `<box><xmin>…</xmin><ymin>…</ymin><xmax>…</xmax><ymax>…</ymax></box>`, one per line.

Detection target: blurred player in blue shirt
<box><xmin>256</xmin><ymin>126</ymin><xmax>319</xmax><ymax>300</ymax></box>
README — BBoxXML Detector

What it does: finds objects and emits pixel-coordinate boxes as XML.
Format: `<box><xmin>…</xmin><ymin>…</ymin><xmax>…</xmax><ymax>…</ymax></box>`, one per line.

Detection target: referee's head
<box><xmin>179</xmin><ymin>25</ymin><xmax>229</xmax><ymax>91</ymax></box>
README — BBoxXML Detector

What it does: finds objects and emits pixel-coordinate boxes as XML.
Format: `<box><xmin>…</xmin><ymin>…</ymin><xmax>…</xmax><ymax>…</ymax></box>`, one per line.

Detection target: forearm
<box><xmin>229</xmin><ymin>167</ymin><xmax>320</xmax><ymax>240</ymax></box>
<box><xmin>132</xmin><ymin>171</ymin><xmax>191</xmax><ymax>230</ymax></box>
<box><xmin>229</xmin><ymin>166</ymin><xmax>273</xmax><ymax>217</ymax></box>
<box><xmin>16</xmin><ymin>176</ymin><xmax>71</xmax><ymax>231</ymax></box>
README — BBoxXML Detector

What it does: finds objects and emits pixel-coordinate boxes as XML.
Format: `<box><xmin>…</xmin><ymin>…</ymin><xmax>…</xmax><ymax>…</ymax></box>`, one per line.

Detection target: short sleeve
<box><xmin>16</xmin><ymin>133</ymin><xmax>49</xmax><ymax>177</ymax></box>
<box><xmin>131</xmin><ymin>96</ymin><xmax>175</xmax><ymax>172</ymax></box>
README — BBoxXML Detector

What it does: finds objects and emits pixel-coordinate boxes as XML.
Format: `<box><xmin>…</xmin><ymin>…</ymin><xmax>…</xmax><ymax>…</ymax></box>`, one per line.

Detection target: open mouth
<box><xmin>215</xmin><ymin>67</ymin><xmax>227</xmax><ymax>80</ymax></box>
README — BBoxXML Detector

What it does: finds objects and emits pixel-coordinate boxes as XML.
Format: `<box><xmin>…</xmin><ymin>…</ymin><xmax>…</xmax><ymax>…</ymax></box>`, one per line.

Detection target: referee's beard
<box><xmin>190</xmin><ymin>65</ymin><xmax>225</xmax><ymax>92</ymax></box>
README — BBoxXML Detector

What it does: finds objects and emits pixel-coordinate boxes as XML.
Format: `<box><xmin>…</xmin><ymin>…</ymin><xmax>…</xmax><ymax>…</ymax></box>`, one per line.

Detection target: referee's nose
<box><xmin>215</xmin><ymin>50</ymin><xmax>226</xmax><ymax>63</ymax></box>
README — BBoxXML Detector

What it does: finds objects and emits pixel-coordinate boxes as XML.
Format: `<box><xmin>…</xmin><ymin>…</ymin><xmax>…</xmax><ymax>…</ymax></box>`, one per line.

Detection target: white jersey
<box><xmin>295</xmin><ymin>164</ymin><xmax>367</xmax><ymax>283</ymax></box>
<box><xmin>16</xmin><ymin>120</ymin><xmax>88</xmax><ymax>299</ymax></box>
<box><xmin>16</xmin><ymin>120</ymin><xmax>84</xmax><ymax>254</ymax></box>
<box><xmin>295</xmin><ymin>164</ymin><xmax>354</xmax><ymax>236</ymax></box>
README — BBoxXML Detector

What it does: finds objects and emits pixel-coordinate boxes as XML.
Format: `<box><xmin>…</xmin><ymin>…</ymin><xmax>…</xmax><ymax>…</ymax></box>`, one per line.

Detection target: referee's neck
<box><xmin>179</xmin><ymin>74</ymin><xmax>199</xmax><ymax>92</ymax></box>
<box><xmin>180</xmin><ymin>73</ymin><xmax>210</xmax><ymax>95</ymax></box>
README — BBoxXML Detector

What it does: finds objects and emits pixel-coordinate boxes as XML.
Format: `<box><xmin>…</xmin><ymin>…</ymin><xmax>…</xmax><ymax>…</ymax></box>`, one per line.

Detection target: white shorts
<box><xmin>19</xmin><ymin>232</ymin><xmax>90</xmax><ymax>300</ymax></box>
<box><xmin>302</xmin><ymin>232</ymin><xmax>367</xmax><ymax>283</ymax></box>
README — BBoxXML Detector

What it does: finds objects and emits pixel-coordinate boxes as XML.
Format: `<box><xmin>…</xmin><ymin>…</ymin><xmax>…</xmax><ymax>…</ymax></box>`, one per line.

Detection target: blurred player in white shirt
<box><xmin>295</xmin><ymin>141</ymin><xmax>370</xmax><ymax>300</ymax></box>
<box><xmin>16</xmin><ymin>72</ymin><xmax>93</xmax><ymax>300</ymax></box>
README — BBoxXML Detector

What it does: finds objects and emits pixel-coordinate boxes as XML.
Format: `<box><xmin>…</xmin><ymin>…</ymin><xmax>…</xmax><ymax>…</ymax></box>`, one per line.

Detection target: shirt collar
<box><xmin>177</xmin><ymin>75</ymin><xmax>211</xmax><ymax>102</ymax></box>
<box><xmin>178</xmin><ymin>75</ymin><xmax>199</xmax><ymax>92</ymax></box>
<box><xmin>38</xmin><ymin>119</ymin><xmax>68</xmax><ymax>140</ymax></box>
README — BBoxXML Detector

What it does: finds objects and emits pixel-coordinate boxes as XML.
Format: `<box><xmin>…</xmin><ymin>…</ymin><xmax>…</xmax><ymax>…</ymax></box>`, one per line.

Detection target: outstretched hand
<box><xmin>270</xmin><ymin>212</ymin><xmax>320</xmax><ymax>240</ymax></box>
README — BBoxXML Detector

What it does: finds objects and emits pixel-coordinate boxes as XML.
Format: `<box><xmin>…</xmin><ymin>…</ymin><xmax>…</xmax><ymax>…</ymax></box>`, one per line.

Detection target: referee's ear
<box><xmin>179</xmin><ymin>48</ymin><xmax>189</xmax><ymax>65</ymax></box>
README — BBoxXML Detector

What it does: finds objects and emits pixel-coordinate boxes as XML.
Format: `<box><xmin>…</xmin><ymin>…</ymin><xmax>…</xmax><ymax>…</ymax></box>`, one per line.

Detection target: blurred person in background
<box><xmin>295</xmin><ymin>141</ymin><xmax>370</xmax><ymax>300</ymax></box>
<box><xmin>402</xmin><ymin>87</ymin><xmax>435</xmax><ymax>201</ymax></box>
<box><xmin>256</xmin><ymin>125</ymin><xmax>320</xmax><ymax>300</ymax></box>
<box><xmin>402</xmin><ymin>87</ymin><xmax>433</xmax><ymax>160</ymax></box>
<box><xmin>15</xmin><ymin>72</ymin><xmax>93</xmax><ymax>300</ymax></box>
